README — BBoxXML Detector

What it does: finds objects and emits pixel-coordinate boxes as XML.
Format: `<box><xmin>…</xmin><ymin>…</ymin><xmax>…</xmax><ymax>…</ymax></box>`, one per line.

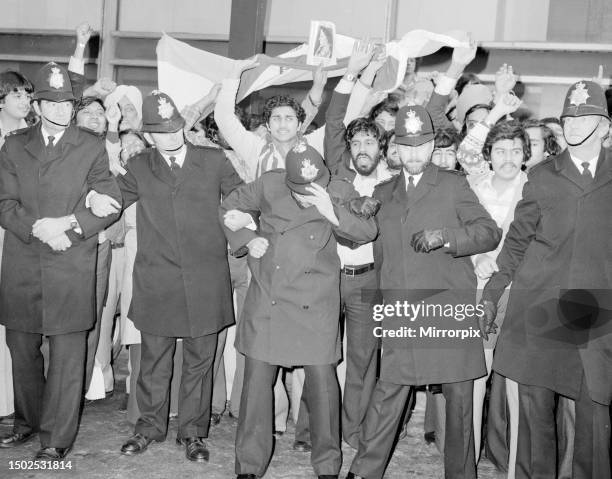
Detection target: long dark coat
<box><xmin>0</xmin><ymin>124</ymin><xmax>121</xmax><ymax>335</ymax></box>
<box><xmin>117</xmin><ymin>144</ymin><xmax>242</xmax><ymax>338</ymax></box>
<box><xmin>484</xmin><ymin>149</ymin><xmax>612</xmax><ymax>405</ymax></box>
<box><xmin>373</xmin><ymin>164</ymin><xmax>501</xmax><ymax>385</ymax></box>
<box><xmin>220</xmin><ymin>171</ymin><xmax>378</xmax><ymax>366</ymax></box>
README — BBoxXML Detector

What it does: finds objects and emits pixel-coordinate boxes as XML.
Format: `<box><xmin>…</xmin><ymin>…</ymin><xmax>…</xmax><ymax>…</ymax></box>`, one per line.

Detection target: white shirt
<box><xmin>337</xmin><ymin>162</ymin><xmax>392</xmax><ymax>267</ymax></box>
<box><xmin>159</xmin><ymin>145</ymin><xmax>187</xmax><ymax>168</ymax></box>
<box><xmin>569</xmin><ymin>153</ymin><xmax>598</xmax><ymax>178</ymax></box>
<box><xmin>402</xmin><ymin>169</ymin><xmax>424</xmax><ymax>188</ymax></box>
<box><xmin>41</xmin><ymin>125</ymin><xmax>65</xmax><ymax>146</ymax></box>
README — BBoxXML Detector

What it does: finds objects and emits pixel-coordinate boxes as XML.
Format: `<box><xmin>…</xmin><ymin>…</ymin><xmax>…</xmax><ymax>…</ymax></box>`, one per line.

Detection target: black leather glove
<box><xmin>411</xmin><ymin>229</ymin><xmax>446</xmax><ymax>253</ymax></box>
<box><xmin>477</xmin><ymin>299</ymin><xmax>498</xmax><ymax>341</ymax></box>
<box><xmin>348</xmin><ymin>196</ymin><xmax>382</xmax><ymax>219</ymax></box>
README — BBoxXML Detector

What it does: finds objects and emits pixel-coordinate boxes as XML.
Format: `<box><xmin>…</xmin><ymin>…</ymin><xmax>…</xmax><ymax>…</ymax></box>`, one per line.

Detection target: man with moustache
<box><xmin>346</xmin><ymin>105</ymin><xmax>501</xmax><ymax>479</ymax></box>
<box><xmin>89</xmin><ymin>91</ymin><xmax>243</xmax><ymax>463</ymax></box>
<box><xmin>0</xmin><ymin>62</ymin><xmax>121</xmax><ymax>459</ymax></box>
<box><xmin>481</xmin><ymin>81</ymin><xmax>612</xmax><ymax>478</ymax></box>
<box><xmin>324</xmin><ymin>85</ymin><xmax>391</xmax><ymax>448</ymax></box>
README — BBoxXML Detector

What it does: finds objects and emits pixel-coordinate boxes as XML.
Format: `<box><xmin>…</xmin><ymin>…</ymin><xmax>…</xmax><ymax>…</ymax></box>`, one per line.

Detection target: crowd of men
<box><xmin>0</xmin><ymin>22</ymin><xmax>610</xmax><ymax>479</ymax></box>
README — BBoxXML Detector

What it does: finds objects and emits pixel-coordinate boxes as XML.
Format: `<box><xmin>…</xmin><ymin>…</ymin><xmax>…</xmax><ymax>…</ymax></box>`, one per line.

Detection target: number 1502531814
<box><xmin>8</xmin><ymin>459</ymin><xmax>74</xmax><ymax>470</ymax></box>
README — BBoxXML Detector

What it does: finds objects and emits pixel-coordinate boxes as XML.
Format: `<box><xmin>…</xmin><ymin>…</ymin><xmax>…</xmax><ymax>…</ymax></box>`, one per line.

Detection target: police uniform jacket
<box><xmin>117</xmin><ymin>143</ymin><xmax>243</xmax><ymax>338</ymax></box>
<box><xmin>220</xmin><ymin>171</ymin><xmax>378</xmax><ymax>366</ymax></box>
<box><xmin>0</xmin><ymin>124</ymin><xmax>121</xmax><ymax>335</ymax></box>
<box><xmin>373</xmin><ymin>163</ymin><xmax>501</xmax><ymax>385</ymax></box>
<box><xmin>483</xmin><ymin>149</ymin><xmax>612</xmax><ymax>405</ymax></box>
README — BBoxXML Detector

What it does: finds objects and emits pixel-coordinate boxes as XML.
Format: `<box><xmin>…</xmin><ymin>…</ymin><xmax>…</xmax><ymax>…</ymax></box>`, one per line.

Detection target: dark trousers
<box><xmin>235</xmin><ymin>356</ymin><xmax>341</xmax><ymax>477</ymax></box>
<box><xmin>84</xmin><ymin>240</ymin><xmax>111</xmax><ymax>389</ymax></box>
<box><xmin>6</xmin><ymin>329</ymin><xmax>87</xmax><ymax>448</ymax></box>
<box><xmin>134</xmin><ymin>331</ymin><xmax>217</xmax><ymax>441</ymax></box>
<box><xmin>341</xmin><ymin>269</ymin><xmax>380</xmax><ymax>448</ymax></box>
<box><xmin>350</xmin><ymin>379</ymin><xmax>476</xmax><ymax>479</ymax></box>
<box><xmin>517</xmin><ymin>377</ymin><xmax>611</xmax><ymax>479</ymax></box>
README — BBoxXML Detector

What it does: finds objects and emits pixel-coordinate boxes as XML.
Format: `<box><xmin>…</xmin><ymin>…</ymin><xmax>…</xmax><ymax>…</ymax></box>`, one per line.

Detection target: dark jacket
<box><xmin>373</xmin><ymin>164</ymin><xmax>501</xmax><ymax>385</ymax></box>
<box><xmin>220</xmin><ymin>171</ymin><xmax>378</xmax><ymax>366</ymax></box>
<box><xmin>483</xmin><ymin>149</ymin><xmax>612</xmax><ymax>405</ymax></box>
<box><xmin>0</xmin><ymin>124</ymin><xmax>121</xmax><ymax>334</ymax></box>
<box><xmin>117</xmin><ymin>143</ymin><xmax>243</xmax><ymax>338</ymax></box>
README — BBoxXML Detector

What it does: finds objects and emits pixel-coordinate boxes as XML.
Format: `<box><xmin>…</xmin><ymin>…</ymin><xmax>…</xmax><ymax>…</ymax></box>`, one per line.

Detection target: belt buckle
<box><xmin>343</xmin><ymin>265</ymin><xmax>358</xmax><ymax>276</ymax></box>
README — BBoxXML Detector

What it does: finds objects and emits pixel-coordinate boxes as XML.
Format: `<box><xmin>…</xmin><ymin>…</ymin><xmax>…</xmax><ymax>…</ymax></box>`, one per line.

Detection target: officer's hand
<box><xmin>47</xmin><ymin>232</ymin><xmax>72</xmax><ymax>252</ymax></box>
<box><xmin>304</xmin><ymin>183</ymin><xmax>339</xmax><ymax>226</ymax></box>
<box><xmin>224</xmin><ymin>210</ymin><xmax>254</xmax><ymax>232</ymax></box>
<box><xmin>474</xmin><ymin>255</ymin><xmax>499</xmax><ymax>280</ymax></box>
<box><xmin>246</xmin><ymin>237</ymin><xmax>269</xmax><ymax>259</ymax></box>
<box><xmin>477</xmin><ymin>299</ymin><xmax>498</xmax><ymax>341</ymax></box>
<box><xmin>75</xmin><ymin>22</ymin><xmax>93</xmax><ymax>46</ymax></box>
<box><xmin>411</xmin><ymin>229</ymin><xmax>446</xmax><ymax>253</ymax></box>
<box><xmin>348</xmin><ymin>196</ymin><xmax>381</xmax><ymax>219</ymax></box>
<box><xmin>89</xmin><ymin>192</ymin><xmax>121</xmax><ymax>217</ymax></box>
<box><xmin>32</xmin><ymin>217</ymin><xmax>71</xmax><ymax>243</ymax></box>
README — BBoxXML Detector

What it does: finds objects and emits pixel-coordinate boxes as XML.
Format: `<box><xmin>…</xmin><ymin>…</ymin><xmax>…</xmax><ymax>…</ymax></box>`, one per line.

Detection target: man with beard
<box><xmin>324</xmin><ymin>82</ymin><xmax>391</xmax><ymax>448</ymax></box>
<box><xmin>346</xmin><ymin>105</ymin><xmax>501</xmax><ymax>479</ymax></box>
<box><xmin>481</xmin><ymin>81</ymin><xmax>612</xmax><ymax>478</ymax></box>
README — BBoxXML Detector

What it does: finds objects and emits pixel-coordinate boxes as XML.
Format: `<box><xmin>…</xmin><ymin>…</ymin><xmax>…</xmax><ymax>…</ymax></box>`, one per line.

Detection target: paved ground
<box><xmin>0</xmin><ymin>349</ymin><xmax>505</xmax><ymax>479</ymax></box>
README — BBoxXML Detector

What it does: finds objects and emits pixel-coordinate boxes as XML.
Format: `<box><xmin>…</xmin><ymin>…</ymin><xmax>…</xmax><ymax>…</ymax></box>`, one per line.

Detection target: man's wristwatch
<box><xmin>69</xmin><ymin>214</ymin><xmax>83</xmax><ymax>236</ymax></box>
<box><xmin>343</xmin><ymin>73</ymin><xmax>357</xmax><ymax>82</ymax></box>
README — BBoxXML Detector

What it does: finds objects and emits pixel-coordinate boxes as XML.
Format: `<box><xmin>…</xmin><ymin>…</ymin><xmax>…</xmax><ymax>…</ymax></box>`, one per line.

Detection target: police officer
<box><xmin>0</xmin><ymin>62</ymin><xmax>121</xmax><ymax>459</ymax></box>
<box><xmin>481</xmin><ymin>80</ymin><xmax>612</xmax><ymax>479</ymax></box>
<box><xmin>90</xmin><ymin>91</ymin><xmax>243</xmax><ymax>462</ymax></box>
<box><xmin>220</xmin><ymin>143</ymin><xmax>378</xmax><ymax>479</ymax></box>
<box><xmin>346</xmin><ymin>105</ymin><xmax>501</xmax><ymax>479</ymax></box>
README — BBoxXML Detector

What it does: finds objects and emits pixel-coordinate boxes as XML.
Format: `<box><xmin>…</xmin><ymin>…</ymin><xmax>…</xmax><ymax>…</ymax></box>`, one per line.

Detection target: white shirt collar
<box><xmin>40</xmin><ymin>124</ymin><xmax>65</xmax><ymax>146</ymax></box>
<box><xmin>159</xmin><ymin>144</ymin><xmax>187</xmax><ymax>168</ymax></box>
<box><xmin>569</xmin><ymin>152</ymin><xmax>598</xmax><ymax>177</ymax></box>
<box><xmin>402</xmin><ymin>169</ymin><xmax>424</xmax><ymax>189</ymax></box>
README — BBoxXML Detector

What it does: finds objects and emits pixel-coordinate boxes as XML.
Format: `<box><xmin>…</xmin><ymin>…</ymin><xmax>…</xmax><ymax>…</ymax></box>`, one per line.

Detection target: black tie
<box><xmin>46</xmin><ymin>136</ymin><xmax>55</xmax><ymax>155</ymax></box>
<box><xmin>581</xmin><ymin>161</ymin><xmax>593</xmax><ymax>186</ymax></box>
<box><xmin>169</xmin><ymin>156</ymin><xmax>180</xmax><ymax>174</ymax></box>
<box><xmin>407</xmin><ymin>175</ymin><xmax>416</xmax><ymax>194</ymax></box>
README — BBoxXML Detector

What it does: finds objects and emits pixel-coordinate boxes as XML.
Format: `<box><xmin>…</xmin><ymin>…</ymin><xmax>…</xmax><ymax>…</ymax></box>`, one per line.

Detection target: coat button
<box><xmin>275</xmin><ymin>265</ymin><xmax>280</xmax><ymax>270</ymax></box>
<box><xmin>302</xmin><ymin>305</ymin><xmax>309</xmax><ymax>309</ymax></box>
<box><xmin>309</xmin><ymin>235</ymin><xmax>314</xmax><ymax>240</ymax></box>
<box><xmin>271</xmin><ymin>300</ymin><xmax>276</xmax><ymax>305</ymax></box>
<box><xmin>304</xmin><ymin>270</ymin><xmax>310</xmax><ymax>274</ymax></box>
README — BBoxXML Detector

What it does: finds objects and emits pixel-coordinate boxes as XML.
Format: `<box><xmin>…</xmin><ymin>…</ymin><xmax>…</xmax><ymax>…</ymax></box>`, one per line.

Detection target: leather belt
<box><xmin>341</xmin><ymin>263</ymin><xmax>375</xmax><ymax>276</ymax></box>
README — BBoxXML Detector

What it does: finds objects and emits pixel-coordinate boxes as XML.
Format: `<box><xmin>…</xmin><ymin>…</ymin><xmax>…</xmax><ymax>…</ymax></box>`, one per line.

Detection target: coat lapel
<box><xmin>554</xmin><ymin>150</ymin><xmax>586</xmax><ymax>191</ymax></box>
<box><xmin>279</xmin><ymin>191</ymin><xmax>323</xmax><ymax>233</ymax></box>
<box><xmin>149</xmin><ymin>149</ymin><xmax>177</xmax><ymax>187</ymax></box>
<box><xmin>407</xmin><ymin>164</ymin><xmax>438</xmax><ymax>208</ymax></box>
<box><xmin>24</xmin><ymin>124</ymin><xmax>46</xmax><ymax>161</ymax></box>
<box><xmin>584</xmin><ymin>149</ymin><xmax>612</xmax><ymax>195</ymax></box>
<box><xmin>174</xmin><ymin>146</ymin><xmax>196</xmax><ymax>187</ymax></box>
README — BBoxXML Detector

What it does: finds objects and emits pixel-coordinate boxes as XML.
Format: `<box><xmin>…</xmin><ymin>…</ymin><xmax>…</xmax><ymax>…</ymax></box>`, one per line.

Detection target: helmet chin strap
<box><xmin>564</xmin><ymin>121</ymin><xmax>599</xmax><ymax>147</ymax></box>
<box><xmin>42</xmin><ymin>115</ymin><xmax>70</xmax><ymax>128</ymax></box>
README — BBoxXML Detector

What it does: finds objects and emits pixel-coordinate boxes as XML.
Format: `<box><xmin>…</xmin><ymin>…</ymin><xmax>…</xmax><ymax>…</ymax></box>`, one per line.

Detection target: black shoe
<box><xmin>35</xmin><ymin>447</ymin><xmax>71</xmax><ymax>459</ymax></box>
<box><xmin>292</xmin><ymin>440</ymin><xmax>312</xmax><ymax>452</ymax></box>
<box><xmin>209</xmin><ymin>412</ymin><xmax>222</xmax><ymax>426</ymax></box>
<box><xmin>0</xmin><ymin>431</ymin><xmax>36</xmax><ymax>448</ymax></box>
<box><xmin>176</xmin><ymin>437</ymin><xmax>209</xmax><ymax>462</ymax></box>
<box><xmin>424</xmin><ymin>431</ymin><xmax>436</xmax><ymax>444</ymax></box>
<box><xmin>120</xmin><ymin>433</ymin><xmax>154</xmax><ymax>455</ymax></box>
<box><xmin>319</xmin><ymin>476</ymin><xmax>338</xmax><ymax>479</ymax></box>
<box><xmin>346</xmin><ymin>473</ymin><xmax>366</xmax><ymax>479</ymax></box>
<box><xmin>236</xmin><ymin>475</ymin><xmax>258</xmax><ymax>479</ymax></box>
<box><xmin>0</xmin><ymin>413</ymin><xmax>14</xmax><ymax>426</ymax></box>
